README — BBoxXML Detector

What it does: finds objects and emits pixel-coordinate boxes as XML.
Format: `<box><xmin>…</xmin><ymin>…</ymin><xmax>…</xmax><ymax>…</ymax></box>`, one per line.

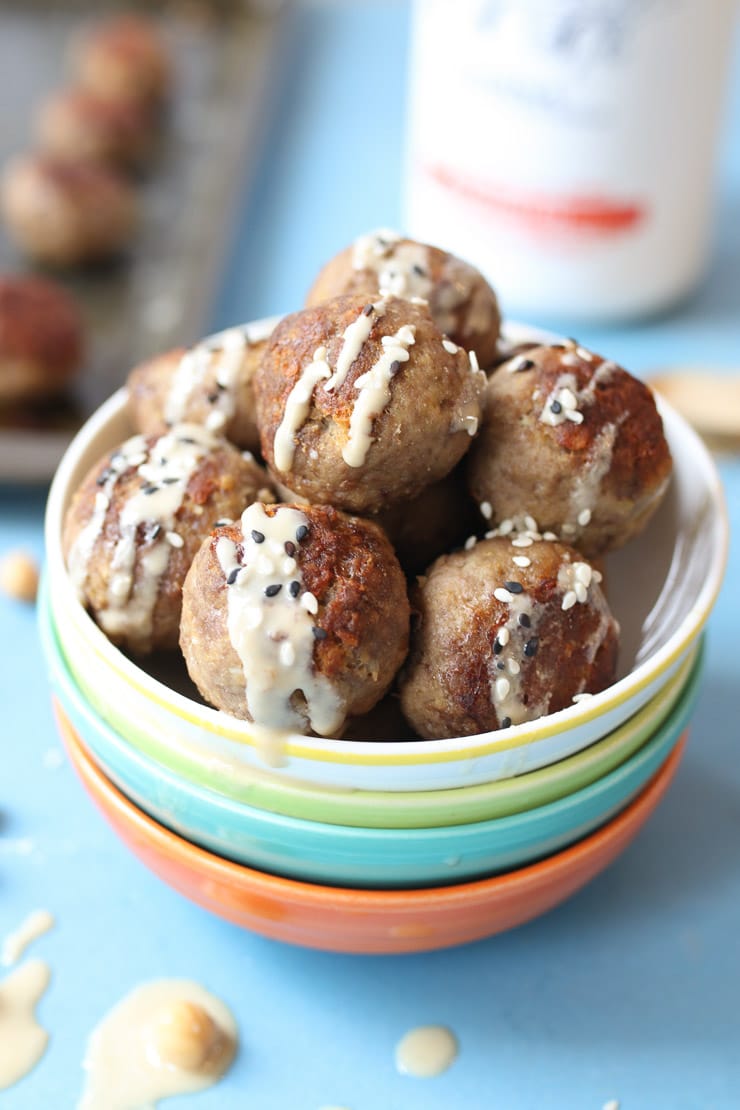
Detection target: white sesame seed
<box><xmin>165</xmin><ymin>531</ymin><xmax>184</xmax><ymax>548</ymax></box>
<box><xmin>494</xmin><ymin>588</ymin><xmax>513</xmax><ymax>603</ymax></box>
<box><xmin>442</xmin><ymin>338</ymin><xmax>459</xmax><ymax>354</ymax></box>
<box><xmin>301</xmin><ymin>591</ymin><xmax>318</xmax><ymax>615</ymax></box>
<box><xmin>575</xmin><ymin>563</ymin><xmax>592</xmax><ymax>586</ymax></box>
<box><xmin>559</xmin><ymin>388</ymin><xmax>578</xmax><ymax>410</ymax></box>
<box><xmin>577</xmin><ymin>508</ymin><xmax>592</xmax><ymax>526</ymax></box>
<box><xmin>524</xmin><ymin>515</ymin><xmax>538</xmax><ymax>532</ymax></box>
<box><xmin>498</xmin><ymin>518</ymin><xmax>514</xmax><ymax>535</ymax></box>
<box><xmin>495</xmin><ymin>676</ymin><xmax>511</xmax><ymax>700</ymax></box>
<box><xmin>573</xmin><ymin>692</ymin><xmax>594</xmax><ymax>703</ymax></box>
<box><xmin>498</xmin><ymin>627</ymin><xmax>510</xmax><ymax>646</ymax></box>
<box><xmin>562</xmin><ymin>590</ymin><xmax>577</xmax><ymax>611</ymax></box>
<box><xmin>561</xmin><ymin>523</ymin><xmax>577</xmax><ymax>535</ymax></box>
<box><xmin>512</xmin><ymin>536</ymin><xmax>533</xmax><ymax>548</ymax></box>
<box><xmin>542</xmin><ymin>531</ymin><xmax>558</xmax><ymax>541</ymax></box>
<box><xmin>410</xmin><ymin>295</ymin><xmax>428</xmax><ymax>306</ymax></box>
<box><xmin>561</xmin><ymin>352</ymin><xmax>581</xmax><ymax>367</ymax></box>
<box><xmin>279</xmin><ymin>642</ymin><xmax>296</xmax><ymax>667</ymax></box>
<box><xmin>464</xmin><ymin>535</ymin><xmax>477</xmax><ymax>551</ymax></box>
<box><xmin>593</xmin><ymin>569</ymin><xmax>603</xmax><ymax>583</ymax></box>
<box><xmin>508</xmin><ymin>658</ymin><xmax>521</xmax><ymax>675</ymax></box>
<box><xmin>469</xmin><ymin>350</ymin><xmax>480</xmax><ymax>374</ymax></box>
<box><xmin>480</xmin><ymin>501</ymin><xmax>492</xmax><ymax>520</ymax></box>
<box><xmin>94</xmin><ymin>492</ymin><xmax>108</xmax><ymax>512</ymax></box>
<box><xmin>566</xmin><ymin>409</ymin><xmax>584</xmax><ymax>424</ymax></box>
<box><xmin>574</xmin><ymin>582</ymin><xmax>588</xmax><ymax>603</ymax></box>
<box><xmin>282</xmin><ymin>556</ymin><xmax>297</xmax><ymax>575</ymax></box>
<box><xmin>484</xmin><ymin>530</ymin><xmax>497</xmax><ymax>540</ymax></box>
<box><xmin>512</xmin><ymin>555</ymin><xmax>531</xmax><ymax>568</ymax></box>
<box><xmin>576</xmin><ymin>347</ymin><xmax>594</xmax><ymax>361</ymax></box>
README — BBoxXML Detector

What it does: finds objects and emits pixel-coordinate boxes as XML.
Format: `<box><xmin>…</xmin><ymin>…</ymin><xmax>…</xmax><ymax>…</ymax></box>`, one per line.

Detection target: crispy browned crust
<box><xmin>179</xmin><ymin>503</ymin><xmax>411</xmax><ymax>729</ymax></box>
<box><xmin>255</xmin><ymin>294</ymin><xmax>484</xmax><ymax>514</ymax></box>
<box><xmin>63</xmin><ymin>437</ymin><xmax>271</xmax><ymax>654</ymax></box>
<box><xmin>0</xmin><ymin>275</ymin><xmax>84</xmax><ymax>402</ymax></box>
<box><xmin>305</xmin><ymin>238</ymin><xmax>501</xmax><ymax>367</ymax></box>
<box><xmin>467</xmin><ymin>344</ymin><xmax>673</xmax><ymax>556</ymax></box>
<box><xmin>399</xmin><ymin>537</ymin><xmax>619</xmax><ymax>739</ymax></box>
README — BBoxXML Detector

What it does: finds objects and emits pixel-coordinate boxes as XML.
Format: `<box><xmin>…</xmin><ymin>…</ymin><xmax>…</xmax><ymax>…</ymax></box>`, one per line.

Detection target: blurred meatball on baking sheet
<box><xmin>0</xmin><ymin>0</ymin><xmax>285</xmax><ymax>481</ymax></box>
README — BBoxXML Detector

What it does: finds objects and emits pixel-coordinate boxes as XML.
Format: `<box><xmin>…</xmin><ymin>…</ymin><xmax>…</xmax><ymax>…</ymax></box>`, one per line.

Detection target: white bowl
<box><xmin>44</xmin><ymin>322</ymin><xmax>728</xmax><ymax>792</ymax></box>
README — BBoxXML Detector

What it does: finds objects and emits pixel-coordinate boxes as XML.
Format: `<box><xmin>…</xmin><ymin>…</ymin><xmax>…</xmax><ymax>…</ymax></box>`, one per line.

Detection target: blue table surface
<box><xmin>2</xmin><ymin>3</ymin><xmax>739</xmax><ymax>1107</ymax></box>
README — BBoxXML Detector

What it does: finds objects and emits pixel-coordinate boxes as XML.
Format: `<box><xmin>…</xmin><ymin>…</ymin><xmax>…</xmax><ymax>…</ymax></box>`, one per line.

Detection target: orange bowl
<box><xmin>58</xmin><ymin>705</ymin><xmax>687</xmax><ymax>955</ymax></box>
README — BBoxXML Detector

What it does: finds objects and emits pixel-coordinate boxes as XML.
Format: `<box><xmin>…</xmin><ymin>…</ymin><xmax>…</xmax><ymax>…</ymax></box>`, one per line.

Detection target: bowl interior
<box><xmin>44</xmin><ymin>321</ymin><xmax>728</xmax><ymax>766</ymax></box>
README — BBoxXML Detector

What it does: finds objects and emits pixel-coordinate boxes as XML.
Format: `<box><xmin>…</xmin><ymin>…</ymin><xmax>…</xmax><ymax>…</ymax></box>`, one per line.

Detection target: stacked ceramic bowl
<box><xmin>41</xmin><ymin>324</ymin><xmax>728</xmax><ymax>954</ymax></box>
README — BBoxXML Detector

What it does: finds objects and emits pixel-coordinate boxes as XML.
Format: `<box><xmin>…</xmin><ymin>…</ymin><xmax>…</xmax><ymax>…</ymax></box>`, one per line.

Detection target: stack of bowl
<box><xmin>40</xmin><ymin>323</ymin><xmax>728</xmax><ymax>954</ymax></box>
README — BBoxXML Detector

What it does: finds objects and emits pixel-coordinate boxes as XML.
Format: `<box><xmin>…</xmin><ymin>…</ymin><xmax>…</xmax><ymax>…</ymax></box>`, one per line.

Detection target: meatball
<box><xmin>255</xmin><ymin>294</ymin><xmax>485</xmax><ymax>514</ymax></box>
<box><xmin>467</xmin><ymin>341</ymin><xmax>673</xmax><ymax>557</ymax></box>
<box><xmin>127</xmin><ymin>322</ymin><xmax>275</xmax><ymax>454</ymax></box>
<box><xmin>1</xmin><ymin>154</ymin><xmax>137</xmax><ymax>266</ymax></box>
<box><xmin>73</xmin><ymin>14</ymin><xmax>171</xmax><ymax>108</ymax></box>
<box><xmin>63</xmin><ymin>424</ymin><xmax>273</xmax><ymax>654</ymax></box>
<box><xmin>305</xmin><ymin>229</ymin><xmax>501</xmax><ymax>368</ymax></box>
<box><xmin>36</xmin><ymin>87</ymin><xmax>154</xmax><ymax>170</ymax></box>
<box><xmin>399</xmin><ymin>536</ymin><xmax>619</xmax><ymax>739</ymax></box>
<box><xmin>180</xmin><ymin>502</ymin><xmax>410</xmax><ymax>737</ymax></box>
<box><xmin>0</xmin><ymin>275</ymin><xmax>84</xmax><ymax>404</ymax></box>
<box><xmin>372</xmin><ymin>465</ymin><xmax>478</xmax><ymax>576</ymax></box>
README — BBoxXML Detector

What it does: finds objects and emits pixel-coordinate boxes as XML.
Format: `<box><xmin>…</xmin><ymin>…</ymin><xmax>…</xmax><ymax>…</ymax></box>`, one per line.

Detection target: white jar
<box><xmin>404</xmin><ymin>0</ymin><xmax>737</xmax><ymax>322</ymax></box>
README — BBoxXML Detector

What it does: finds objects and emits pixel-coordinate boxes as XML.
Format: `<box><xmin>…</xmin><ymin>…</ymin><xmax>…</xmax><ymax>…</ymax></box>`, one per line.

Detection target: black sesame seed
<box><xmin>501</xmin><ymin>717</ymin><xmax>512</xmax><ymax>728</ymax></box>
<box><xmin>207</xmin><ymin>391</ymin><xmax>219</xmax><ymax>404</ymax></box>
<box><xmin>265</xmin><ymin>583</ymin><xmax>282</xmax><ymax>597</ymax></box>
<box><xmin>162</xmin><ymin>477</ymin><xmax>179</xmax><ymax>485</ymax></box>
<box><xmin>296</xmin><ymin>524</ymin><xmax>309</xmax><ymax>542</ymax></box>
<box><xmin>289</xmin><ymin>580</ymin><xmax>300</xmax><ymax>598</ymax></box>
<box><xmin>214</xmin><ymin>519</ymin><xmax>229</xmax><ymax>528</ymax></box>
<box><xmin>149</xmin><ymin>523</ymin><xmax>162</xmax><ymax>540</ymax></box>
<box><xmin>550</xmin><ymin>400</ymin><xmax>563</xmax><ymax>414</ymax></box>
<box><xmin>518</xmin><ymin>613</ymin><xmax>531</xmax><ymax>628</ymax></box>
<box><xmin>496</xmin><ymin>661</ymin><xmax>505</xmax><ymax>670</ymax></box>
<box><xmin>312</xmin><ymin>627</ymin><xmax>327</xmax><ymax>640</ymax></box>
<box><xmin>251</xmin><ymin>529</ymin><xmax>265</xmax><ymax>544</ymax></box>
<box><xmin>567</xmin><ymin>336</ymin><xmax>579</xmax><ymax>346</ymax></box>
<box><xmin>142</xmin><ymin>484</ymin><xmax>158</xmax><ymax>495</ymax></box>
<box><xmin>389</xmin><ymin>360</ymin><xmax>401</xmax><ymax>375</ymax></box>
<box><xmin>551</xmin><ymin>344</ymin><xmax>566</xmax><ymax>351</ymax></box>
<box><xmin>493</xmin><ymin>638</ymin><xmax>503</xmax><ymax>655</ymax></box>
<box><xmin>524</xmin><ymin>637</ymin><xmax>539</xmax><ymax>657</ymax></box>
<box><xmin>363</xmin><ymin>303</ymin><xmax>374</xmax><ymax>316</ymax></box>
<box><xmin>517</xmin><ymin>358</ymin><xmax>535</xmax><ymax>371</ymax></box>
<box><xmin>96</xmin><ymin>469</ymin><xmax>113</xmax><ymax>486</ymax></box>
<box><xmin>178</xmin><ymin>436</ymin><xmax>197</xmax><ymax>445</ymax></box>
<box><xmin>227</xmin><ymin>567</ymin><xmax>240</xmax><ymax>586</ymax></box>
<box><xmin>504</xmin><ymin>581</ymin><xmax>524</xmax><ymax>594</ymax></box>
<box><xmin>412</xmin><ymin>264</ymin><xmax>426</xmax><ymax>277</ymax></box>
<box><xmin>217</xmin><ymin>381</ymin><xmax>227</xmax><ymax>391</ymax></box>
<box><xmin>284</xmin><ymin>541</ymin><xmax>296</xmax><ymax>556</ymax></box>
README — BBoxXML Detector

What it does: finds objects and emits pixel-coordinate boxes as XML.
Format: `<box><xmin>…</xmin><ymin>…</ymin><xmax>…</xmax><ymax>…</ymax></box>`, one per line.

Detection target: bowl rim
<box><xmin>45</xmin><ymin>320</ymin><xmax>729</xmax><ymax>766</ymax></box>
<box><xmin>59</xmin><ymin>702</ymin><xmax>687</xmax><ymax>906</ymax></box>
<box><xmin>49</xmin><ymin>633</ymin><xmax>700</xmax><ymax>845</ymax></box>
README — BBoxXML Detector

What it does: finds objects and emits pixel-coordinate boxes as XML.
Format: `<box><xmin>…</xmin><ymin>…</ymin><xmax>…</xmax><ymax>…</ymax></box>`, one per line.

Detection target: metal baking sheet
<box><xmin>0</xmin><ymin>0</ymin><xmax>284</xmax><ymax>482</ymax></box>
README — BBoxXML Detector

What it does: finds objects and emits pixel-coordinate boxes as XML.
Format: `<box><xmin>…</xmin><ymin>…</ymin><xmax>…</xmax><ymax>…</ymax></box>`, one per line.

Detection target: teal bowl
<box><xmin>41</xmin><ymin>586</ymin><xmax>703</xmax><ymax>889</ymax></box>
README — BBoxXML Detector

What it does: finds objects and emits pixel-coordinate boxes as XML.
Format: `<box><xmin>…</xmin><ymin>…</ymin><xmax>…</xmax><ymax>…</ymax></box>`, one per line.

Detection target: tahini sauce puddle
<box><xmin>395</xmin><ymin>1024</ymin><xmax>458</xmax><ymax>1078</ymax></box>
<box><xmin>78</xmin><ymin>979</ymin><xmax>237</xmax><ymax>1109</ymax></box>
<box><xmin>0</xmin><ymin>958</ymin><xmax>52</xmax><ymax>1090</ymax></box>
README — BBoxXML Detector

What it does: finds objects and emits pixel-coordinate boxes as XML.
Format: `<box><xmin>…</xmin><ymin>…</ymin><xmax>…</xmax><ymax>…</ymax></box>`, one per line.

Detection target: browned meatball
<box><xmin>0</xmin><ymin>275</ymin><xmax>84</xmax><ymax>404</ymax></box>
<box><xmin>306</xmin><ymin>230</ymin><xmax>501</xmax><ymax>368</ymax></box>
<box><xmin>1</xmin><ymin>154</ymin><xmax>137</xmax><ymax>267</ymax></box>
<box><xmin>180</xmin><ymin>503</ymin><xmax>410</xmax><ymax>737</ymax></box>
<box><xmin>127</xmin><ymin>323</ymin><xmax>274</xmax><ymax>454</ymax></box>
<box><xmin>467</xmin><ymin>342</ymin><xmax>673</xmax><ymax>557</ymax></box>
<box><xmin>73</xmin><ymin>14</ymin><xmax>171</xmax><ymax>108</ymax></box>
<box><xmin>63</xmin><ymin>424</ymin><xmax>273</xmax><ymax>654</ymax></box>
<box><xmin>372</xmin><ymin>465</ymin><xmax>478</xmax><ymax>576</ymax></box>
<box><xmin>255</xmin><ymin>294</ymin><xmax>485</xmax><ymax>514</ymax></box>
<box><xmin>399</xmin><ymin>536</ymin><xmax>619</xmax><ymax>739</ymax></box>
<box><xmin>36</xmin><ymin>87</ymin><xmax>154</xmax><ymax>169</ymax></box>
